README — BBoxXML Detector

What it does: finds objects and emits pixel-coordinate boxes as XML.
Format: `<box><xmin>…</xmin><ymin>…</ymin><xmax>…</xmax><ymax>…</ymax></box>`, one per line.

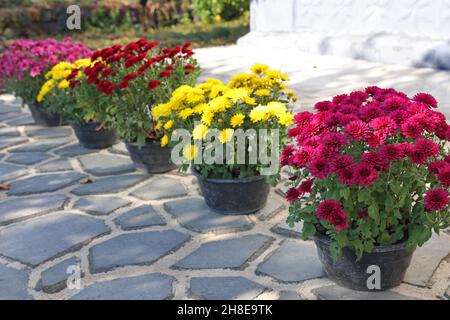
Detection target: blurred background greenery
<box><xmin>0</xmin><ymin>0</ymin><xmax>250</xmax><ymax>49</ymax></box>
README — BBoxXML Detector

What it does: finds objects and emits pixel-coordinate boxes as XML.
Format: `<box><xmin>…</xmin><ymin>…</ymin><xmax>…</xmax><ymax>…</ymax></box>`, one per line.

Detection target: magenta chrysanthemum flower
<box><xmin>286</xmin><ymin>188</ymin><xmax>301</xmax><ymax>202</ymax></box>
<box><xmin>379</xmin><ymin>144</ymin><xmax>403</xmax><ymax>161</ymax></box>
<box><xmin>344</xmin><ymin>120</ymin><xmax>371</xmax><ymax>141</ymax></box>
<box><xmin>317</xmin><ymin>200</ymin><xmax>349</xmax><ymax>230</ymax></box>
<box><xmin>309</xmin><ymin>158</ymin><xmax>332</xmax><ymax>179</ymax></box>
<box><xmin>369</xmin><ymin>116</ymin><xmax>398</xmax><ymax>135</ymax></box>
<box><xmin>290</xmin><ymin>148</ymin><xmax>313</xmax><ymax>168</ymax></box>
<box><xmin>322</xmin><ymin>132</ymin><xmax>348</xmax><ymax>152</ymax></box>
<box><xmin>428</xmin><ymin>161</ymin><xmax>450</xmax><ymax>175</ymax></box>
<box><xmin>361</xmin><ymin>151</ymin><xmax>390</xmax><ymax>171</ymax></box>
<box><xmin>445</xmin><ymin>155</ymin><xmax>450</xmax><ymax>164</ymax></box>
<box><xmin>354</xmin><ymin>163</ymin><xmax>378</xmax><ymax>186</ymax></box>
<box><xmin>314</xmin><ymin>101</ymin><xmax>334</xmax><ymax>112</ymax></box>
<box><xmin>294</xmin><ymin>111</ymin><xmax>314</xmax><ymax>126</ymax></box>
<box><xmin>359</xmin><ymin>102</ymin><xmax>384</xmax><ymax>122</ymax></box>
<box><xmin>325</xmin><ymin>112</ymin><xmax>344</xmax><ymax>128</ymax></box>
<box><xmin>299</xmin><ymin>179</ymin><xmax>314</xmax><ymax>194</ymax></box>
<box><xmin>337</xmin><ymin>167</ymin><xmax>356</xmax><ymax>186</ymax></box>
<box><xmin>414</xmin><ymin>138</ymin><xmax>439</xmax><ymax>158</ymax></box>
<box><xmin>383</xmin><ymin>96</ymin><xmax>409</xmax><ymax>112</ymax></box>
<box><xmin>413</xmin><ymin>93</ymin><xmax>438</xmax><ymax>108</ymax></box>
<box><xmin>332</xmin><ymin>155</ymin><xmax>355</xmax><ymax>171</ymax></box>
<box><xmin>401</xmin><ymin>120</ymin><xmax>423</xmax><ymax>139</ymax></box>
<box><xmin>437</xmin><ymin>168</ymin><xmax>450</xmax><ymax>188</ymax></box>
<box><xmin>424</xmin><ymin>189</ymin><xmax>449</xmax><ymax>212</ymax></box>
<box><xmin>332</xmin><ymin>94</ymin><xmax>349</xmax><ymax>105</ymax></box>
<box><xmin>280</xmin><ymin>145</ymin><xmax>295</xmax><ymax>166</ymax></box>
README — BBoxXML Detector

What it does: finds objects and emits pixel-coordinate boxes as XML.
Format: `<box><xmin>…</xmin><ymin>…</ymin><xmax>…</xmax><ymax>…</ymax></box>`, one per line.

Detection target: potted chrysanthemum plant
<box><xmin>38</xmin><ymin>59</ymin><xmax>118</xmax><ymax>149</ymax></box>
<box><xmin>284</xmin><ymin>87</ymin><xmax>450</xmax><ymax>291</ymax></box>
<box><xmin>82</xmin><ymin>40</ymin><xmax>199</xmax><ymax>173</ymax></box>
<box><xmin>154</xmin><ymin>64</ymin><xmax>297</xmax><ymax>214</ymax></box>
<box><xmin>0</xmin><ymin>38</ymin><xmax>91</xmax><ymax>126</ymax></box>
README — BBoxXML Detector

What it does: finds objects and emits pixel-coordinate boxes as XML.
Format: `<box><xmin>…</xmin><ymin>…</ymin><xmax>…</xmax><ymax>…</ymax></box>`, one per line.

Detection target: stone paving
<box><xmin>1</xmin><ymin>47</ymin><xmax>450</xmax><ymax>300</ymax></box>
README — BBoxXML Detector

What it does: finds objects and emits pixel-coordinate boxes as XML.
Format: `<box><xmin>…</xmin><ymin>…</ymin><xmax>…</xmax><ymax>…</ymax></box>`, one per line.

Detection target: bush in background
<box><xmin>191</xmin><ymin>0</ymin><xmax>250</xmax><ymax>22</ymax></box>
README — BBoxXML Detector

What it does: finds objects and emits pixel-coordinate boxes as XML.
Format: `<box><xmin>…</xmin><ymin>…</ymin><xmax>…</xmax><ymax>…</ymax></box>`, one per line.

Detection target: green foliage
<box><xmin>6</xmin><ymin>75</ymin><xmax>43</xmax><ymax>105</ymax></box>
<box><xmin>192</xmin><ymin>0</ymin><xmax>250</xmax><ymax>22</ymax></box>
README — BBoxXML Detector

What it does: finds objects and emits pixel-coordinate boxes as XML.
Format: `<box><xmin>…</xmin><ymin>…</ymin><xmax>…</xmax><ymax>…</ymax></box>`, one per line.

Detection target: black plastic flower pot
<box><xmin>313</xmin><ymin>233</ymin><xmax>414</xmax><ymax>291</ymax></box>
<box><xmin>28</xmin><ymin>101</ymin><xmax>67</xmax><ymax>127</ymax></box>
<box><xmin>193</xmin><ymin>169</ymin><xmax>271</xmax><ymax>215</ymax></box>
<box><xmin>69</xmin><ymin>121</ymin><xmax>119</xmax><ymax>149</ymax></box>
<box><xmin>124</xmin><ymin>140</ymin><xmax>178</xmax><ymax>173</ymax></box>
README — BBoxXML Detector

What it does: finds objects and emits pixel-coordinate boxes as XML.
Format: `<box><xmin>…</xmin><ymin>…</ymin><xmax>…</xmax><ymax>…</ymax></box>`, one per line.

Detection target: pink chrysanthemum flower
<box><xmin>413</xmin><ymin>93</ymin><xmax>438</xmax><ymax>108</ymax></box>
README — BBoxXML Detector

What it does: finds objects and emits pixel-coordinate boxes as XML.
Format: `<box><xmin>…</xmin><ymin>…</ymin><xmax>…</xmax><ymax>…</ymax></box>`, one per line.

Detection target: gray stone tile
<box><xmin>0</xmin><ymin>112</ymin><xmax>23</xmax><ymax>122</ymax></box>
<box><xmin>8</xmin><ymin>172</ymin><xmax>85</xmax><ymax>196</ymax></box>
<box><xmin>173</xmin><ymin>234</ymin><xmax>274</xmax><ymax>270</ymax></box>
<box><xmin>5</xmin><ymin>152</ymin><xmax>50</xmax><ymax>165</ymax></box>
<box><xmin>0</xmin><ymin>212</ymin><xmax>110</xmax><ymax>267</ymax></box>
<box><xmin>78</xmin><ymin>154</ymin><xmax>135</xmax><ymax>176</ymax></box>
<box><xmin>279</xmin><ymin>291</ymin><xmax>302</xmax><ymax>300</ymax></box>
<box><xmin>0</xmin><ymin>126</ymin><xmax>19</xmax><ymax>136</ymax></box>
<box><xmin>74</xmin><ymin>196</ymin><xmax>130</xmax><ymax>216</ymax></box>
<box><xmin>88</xmin><ymin>230</ymin><xmax>190</xmax><ymax>273</ymax></box>
<box><xmin>312</xmin><ymin>285</ymin><xmax>418</xmax><ymax>300</ymax></box>
<box><xmin>36</xmin><ymin>257</ymin><xmax>80</xmax><ymax>294</ymax></box>
<box><xmin>114</xmin><ymin>205</ymin><xmax>166</xmax><ymax>230</ymax></box>
<box><xmin>36</xmin><ymin>158</ymin><xmax>73</xmax><ymax>173</ymax></box>
<box><xmin>129</xmin><ymin>176</ymin><xmax>187</xmax><ymax>201</ymax></box>
<box><xmin>71</xmin><ymin>173</ymin><xmax>148</xmax><ymax>196</ymax></box>
<box><xmin>404</xmin><ymin>233</ymin><xmax>450</xmax><ymax>287</ymax></box>
<box><xmin>163</xmin><ymin>197</ymin><xmax>254</xmax><ymax>235</ymax></box>
<box><xmin>257</xmin><ymin>193</ymin><xmax>285</xmax><ymax>221</ymax></box>
<box><xmin>0</xmin><ymin>136</ymin><xmax>28</xmax><ymax>150</ymax></box>
<box><xmin>10</xmin><ymin>138</ymin><xmax>72</xmax><ymax>152</ymax></box>
<box><xmin>0</xmin><ymin>104</ymin><xmax>21</xmax><ymax>114</ymax></box>
<box><xmin>54</xmin><ymin>143</ymin><xmax>97</xmax><ymax>157</ymax></box>
<box><xmin>6</xmin><ymin>115</ymin><xmax>34</xmax><ymax>126</ymax></box>
<box><xmin>271</xmin><ymin>221</ymin><xmax>303</xmax><ymax>239</ymax></box>
<box><xmin>0</xmin><ymin>194</ymin><xmax>67</xmax><ymax>226</ymax></box>
<box><xmin>189</xmin><ymin>277</ymin><xmax>265</xmax><ymax>300</ymax></box>
<box><xmin>108</xmin><ymin>142</ymin><xmax>128</xmax><ymax>155</ymax></box>
<box><xmin>0</xmin><ymin>163</ymin><xmax>28</xmax><ymax>182</ymax></box>
<box><xmin>0</xmin><ymin>264</ymin><xmax>32</xmax><ymax>300</ymax></box>
<box><xmin>71</xmin><ymin>273</ymin><xmax>174</xmax><ymax>300</ymax></box>
<box><xmin>256</xmin><ymin>240</ymin><xmax>324</xmax><ymax>283</ymax></box>
<box><xmin>25</xmin><ymin>126</ymin><xmax>72</xmax><ymax>139</ymax></box>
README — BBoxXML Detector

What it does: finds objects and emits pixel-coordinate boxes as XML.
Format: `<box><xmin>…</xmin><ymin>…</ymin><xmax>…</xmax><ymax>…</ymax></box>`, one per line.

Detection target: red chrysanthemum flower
<box><xmin>401</xmin><ymin>119</ymin><xmax>423</xmax><ymax>139</ymax></box>
<box><xmin>337</xmin><ymin>167</ymin><xmax>356</xmax><ymax>186</ymax></box>
<box><xmin>354</xmin><ymin>163</ymin><xmax>378</xmax><ymax>186</ymax></box>
<box><xmin>361</xmin><ymin>151</ymin><xmax>390</xmax><ymax>171</ymax></box>
<box><xmin>414</xmin><ymin>138</ymin><xmax>439</xmax><ymax>158</ymax></box>
<box><xmin>280</xmin><ymin>145</ymin><xmax>295</xmax><ymax>166</ymax></box>
<box><xmin>428</xmin><ymin>161</ymin><xmax>450</xmax><ymax>175</ymax></box>
<box><xmin>314</xmin><ymin>101</ymin><xmax>334</xmax><ymax>112</ymax></box>
<box><xmin>317</xmin><ymin>200</ymin><xmax>349</xmax><ymax>230</ymax></box>
<box><xmin>309</xmin><ymin>158</ymin><xmax>332</xmax><ymax>179</ymax></box>
<box><xmin>424</xmin><ymin>189</ymin><xmax>449</xmax><ymax>212</ymax></box>
<box><xmin>289</xmin><ymin>148</ymin><xmax>313</xmax><ymax>168</ymax></box>
<box><xmin>184</xmin><ymin>64</ymin><xmax>196</xmax><ymax>71</ymax></box>
<box><xmin>332</xmin><ymin>155</ymin><xmax>355</xmax><ymax>171</ymax></box>
<box><xmin>382</xmin><ymin>96</ymin><xmax>409</xmax><ymax>112</ymax></box>
<box><xmin>379</xmin><ymin>144</ymin><xmax>403</xmax><ymax>161</ymax></box>
<box><xmin>332</xmin><ymin>94</ymin><xmax>348</xmax><ymax>105</ymax></box>
<box><xmin>437</xmin><ymin>168</ymin><xmax>450</xmax><ymax>188</ymax></box>
<box><xmin>299</xmin><ymin>179</ymin><xmax>314</xmax><ymax>194</ymax></box>
<box><xmin>344</xmin><ymin>120</ymin><xmax>371</xmax><ymax>141</ymax></box>
<box><xmin>147</xmin><ymin>79</ymin><xmax>160</xmax><ymax>90</ymax></box>
<box><xmin>324</xmin><ymin>112</ymin><xmax>344</xmax><ymax>128</ymax></box>
<box><xmin>286</xmin><ymin>188</ymin><xmax>301</xmax><ymax>202</ymax></box>
<box><xmin>369</xmin><ymin>116</ymin><xmax>398</xmax><ymax>135</ymax></box>
<box><xmin>294</xmin><ymin>111</ymin><xmax>314</xmax><ymax>126</ymax></box>
<box><xmin>445</xmin><ymin>155</ymin><xmax>450</xmax><ymax>164</ymax></box>
<box><xmin>413</xmin><ymin>93</ymin><xmax>438</xmax><ymax>108</ymax></box>
<box><xmin>159</xmin><ymin>70</ymin><xmax>172</xmax><ymax>78</ymax></box>
<box><xmin>359</xmin><ymin>102</ymin><xmax>384</xmax><ymax>122</ymax></box>
<box><xmin>322</xmin><ymin>132</ymin><xmax>348</xmax><ymax>153</ymax></box>
<box><xmin>358</xmin><ymin>210</ymin><xmax>368</xmax><ymax>219</ymax></box>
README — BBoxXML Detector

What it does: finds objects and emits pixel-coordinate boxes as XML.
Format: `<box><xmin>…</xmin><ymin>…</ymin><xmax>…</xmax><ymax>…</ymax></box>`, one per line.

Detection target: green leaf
<box><xmin>136</xmin><ymin>134</ymin><xmax>146</xmax><ymax>147</ymax></box>
<box><xmin>385</xmin><ymin>194</ymin><xmax>395</xmax><ymax>212</ymax></box>
<box><xmin>368</xmin><ymin>203</ymin><xmax>380</xmax><ymax>223</ymax></box>
<box><xmin>302</xmin><ymin>222</ymin><xmax>317</xmax><ymax>240</ymax></box>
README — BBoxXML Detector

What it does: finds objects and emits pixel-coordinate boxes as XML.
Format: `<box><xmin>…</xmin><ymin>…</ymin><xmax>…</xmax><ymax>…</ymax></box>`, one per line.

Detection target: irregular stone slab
<box><xmin>256</xmin><ymin>240</ymin><xmax>324</xmax><ymax>283</ymax></box>
<box><xmin>89</xmin><ymin>230</ymin><xmax>190</xmax><ymax>273</ymax></box>
<box><xmin>0</xmin><ymin>103</ymin><xmax>21</xmax><ymax>114</ymax></box>
<box><xmin>10</xmin><ymin>138</ymin><xmax>72</xmax><ymax>152</ymax></box>
<box><xmin>279</xmin><ymin>291</ymin><xmax>302</xmax><ymax>300</ymax></box>
<box><xmin>25</xmin><ymin>126</ymin><xmax>72</xmax><ymax>139</ymax></box>
<box><xmin>71</xmin><ymin>273</ymin><xmax>174</xmax><ymax>300</ymax></box>
<box><xmin>0</xmin><ymin>212</ymin><xmax>110</xmax><ymax>266</ymax></box>
<box><xmin>71</xmin><ymin>173</ymin><xmax>148</xmax><ymax>196</ymax></box>
<box><xmin>164</xmin><ymin>197</ymin><xmax>254</xmax><ymax>235</ymax></box>
<box><xmin>257</xmin><ymin>193</ymin><xmax>285</xmax><ymax>221</ymax></box>
<box><xmin>114</xmin><ymin>205</ymin><xmax>166</xmax><ymax>230</ymax></box>
<box><xmin>0</xmin><ymin>112</ymin><xmax>22</xmax><ymax>122</ymax></box>
<box><xmin>74</xmin><ymin>196</ymin><xmax>130</xmax><ymax>216</ymax></box>
<box><xmin>312</xmin><ymin>285</ymin><xmax>418</xmax><ymax>300</ymax></box>
<box><xmin>0</xmin><ymin>136</ymin><xmax>28</xmax><ymax>150</ymax></box>
<box><xmin>109</xmin><ymin>142</ymin><xmax>128</xmax><ymax>155</ymax></box>
<box><xmin>36</xmin><ymin>158</ymin><xmax>73</xmax><ymax>173</ymax></box>
<box><xmin>0</xmin><ymin>126</ymin><xmax>19</xmax><ymax>136</ymax></box>
<box><xmin>8</xmin><ymin>172</ymin><xmax>85</xmax><ymax>196</ymax></box>
<box><xmin>5</xmin><ymin>115</ymin><xmax>34</xmax><ymax>126</ymax></box>
<box><xmin>78</xmin><ymin>154</ymin><xmax>135</xmax><ymax>176</ymax></box>
<box><xmin>189</xmin><ymin>277</ymin><xmax>265</xmax><ymax>300</ymax></box>
<box><xmin>0</xmin><ymin>264</ymin><xmax>32</xmax><ymax>300</ymax></box>
<box><xmin>129</xmin><ymin>176</ymin><xmax>187</xmax><ymax>201</ymax></box>
<box><xmin>0</xmin><ymin>194</ymin><xmax>67</xmax><ymax>226</ymax></box>
<box><xmin>173</xmin><ymin>234</ymin><xmax>274</xmax><ymax>270</ymax></box>
<box><xmin>0</xmin><ymin>163</ymin><xmax>28</xmax><ymax>182</ymax></box>
<box><xmin>5</xmin><ymin>152</ymin><xmax>50</xmax><ymax>165</ymax></box>
<box><xmin>54</xmin><ymin>144</ymin><xmax>97</xmax><ymax>157</ymax></box>
<box><xmin>36</xmin><ymin>257</ymin><xmax>80</xmax><ymax>294</ymax></box>
<box><xmin>271</xmin><ymin>221</ymin><xmax>303</xmax><ymax>239</ymax></box>
<box><xmin>404</xmin><ymin>233</ymin><xmax>450</xmax><ymax>287</ymax></box>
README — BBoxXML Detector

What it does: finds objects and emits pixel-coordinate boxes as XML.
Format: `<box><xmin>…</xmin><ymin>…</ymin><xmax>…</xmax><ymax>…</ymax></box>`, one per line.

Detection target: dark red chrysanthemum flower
<box><xmin>437</xmin><ymin>168</ymin><xmax>450</xmax><ymax>188</ymax></box>
<box><xmin>337</xmin><ymin>167</ymin><xmax>356</xmax><ymax>186</ymax></box>
<box><xmin>358</xmin><ymin>210</ymin><xmax>368</xmax><ymax>219</ymax></box>
<box><xmin>361</xmin><ymin>151</ymin><xmax>390</xmax><ymax>171</ymax></box>
<box><xmin>424</xmin><ymin>189</ymin><xmax>449</xmax><ymax>212</ymax></box>
<box><xmin>309</xmin><ymin>158</ymin><xmax>332</xmax><ymax>179</ymax></box>
<box><xmin>317</xmin><ymin>200</ymin><xmax>349</xmax><ymax>230</ymax></box>
<box><xmin>354</xmin><ymin>163</ymin><xmax>378</xmax><ymax>186</ymax></box>
<box><xmin>299</xmin><ymin>179</ymin><xmax>314</xmax><ymax>194</ymax></box>
<box><xmin>322</xmin><ymin>132</ymin><xmax>348</xmax><ymax>152</ymax></box>
<box><xmin>359</xmin><ymin>102</ymin><xmax>384</xmax><ymax>122</ymax></box>
<box><xmin>332</xmin><ymin>94</ymin><xmax>348</xmax><ymax>105</ymax></box>
<box><xmin>445</xmin><ymin>155</ymin><xmax>450</xmax><ymax>164</ymax></box>
<box><xmin>147</xmin><ymin>79</ymin><xmax>160</xmax><ymax>90</ymax></box>
<box><xmin>401</xmin><ymin>119</ymin><xmax>423</xmax><ymax>139</ymax></box>
<box><xmin>413</xmin><ymin>93</ymin><xmax>438</xmax><ymax>108</ymax></box>
<box><xmin>369</xmin><ymin>116</ymin><xmax>398</xmax><ymax>135</ymax></box>
<box><xmin>184</xmin><ymin>64</ymin><xmax>196</xmax><ymax>71</ymax></box>
<box><xmin>379</xmin><ymin>144</ymin><xmax>403</xmax><ymax>161</ymax></box>
<box><xmin>428</xmin><ymin>161</ymin><xmax>450</xmax><ymax>175</ymax></box>
<box><xmin>314</xmin><ymin>101</ymin><xmax>334</xmax><ymax>112</ymax></box>
<box><xmin>289</xmin><ymin>148</ymin><xmax>313</xmax><ymax>168</ymax></box>
<box><xmin>159</xmin><ymin>70</ymin><xmax>172</xmax><ymax>78</ymax></box>
<box><xmin>286</xmin><ymin>188</ymin><xmax>301</xmax><ymax>202</ymax></box>
<box><xmin>324</xmin><ymin>112</ymin><xmax>344</xmax><ymax>128</ymax></box>
<box><xmin>280</xmin><ymin>145</ymin><xmax>295</xmax><ymax>166</ymax></box>
<box><xmin>382</xmin><ymin>96</ymin><xmax>409</xmax><ymax>112</ymax></box>
<box><xmin>365</xmin><ymin>86</ymin><xmax>382</xmax><ymax>96</ymax></box>
<box><xmin>294</xmin><ymin>112</ymin><xmax>314</xmax><ymax>126</ymax></box>
<box><xmin>332</xmin><ymin>155</ymin><xmax>355</xmax><ymax>171</ymax></box>
<box><xmin>344</xmin><ymin>120</ymin><xmax>371</xmax><ymax>141</ymax></box>
<box><xmin>414</xmin><ymin>138</ymin><xmax>439</xmax><ymax>158</ymax></box>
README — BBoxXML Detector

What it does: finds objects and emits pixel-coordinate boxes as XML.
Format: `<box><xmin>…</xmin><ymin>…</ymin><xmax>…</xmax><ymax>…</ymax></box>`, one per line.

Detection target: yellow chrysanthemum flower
<box><xmin>230</xmin><ymin>114</ymin><xmax>245</xmax><ymax>128</ymax></box>
<box><xmin>161</xmin><ymin>135</ymin><xmax>169</xmax><ymax>147</ymax></box>
<box><xmin>182</xmin><ymin>144</ymin><xmax>197</xmax><ymax>161</ymax></box>
<box><xmin>251</xmin><ymin>64</ymin><xmax>269</xmax><ymax>75</ymax></box>
<box><xmin>249</xmin><ymin>105</ymin><xmax>269</xmax><ymax>123</ymax></box>
<box><xmin>255</xmin><ymin>89</ymin><xmax>271</xmax><ymax>97</ymax></box>
<box><xmin>277</xmin><ymin>112</ymin><xmax>294</xmax><ymax>126</ymax></box>
<box><xmin>201</xmin><ymin>111</ymin><xmax>214</xmax><ymax>126</ymax></box>
<box><xmin>192</xmin><ymin>124</ymin><xmax>209</xmax><ymax>140</ymax></box>
<box><xmin>178</xmin><ymin>108</ymin><xmax>194</xmax><ymax>120</ymax></box>
<box><xmin>219</xmin><ymin>128</ymin><xmax>234</xmax><ymax>144</ymax></box>
<box><xmin>155</xmin><ymin>121</ymin><xmax>163</xmax><ymax>131</ymax></box>
<box><xmin>57</xmin><ymin>80</ymin><xmax>69</xmax><ymax>89</ymax></box>
<box><xmin>163</xmin><ymin>120</ymin><xmax>174</xmax><ymax>130</ymax></box>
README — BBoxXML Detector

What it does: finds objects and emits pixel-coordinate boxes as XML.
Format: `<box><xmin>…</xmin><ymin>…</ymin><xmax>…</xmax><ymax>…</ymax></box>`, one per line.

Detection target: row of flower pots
<box><xmin>1</xmin><ymin>38</ymin><xmax>449</xmax><ymax>292</ymax></box>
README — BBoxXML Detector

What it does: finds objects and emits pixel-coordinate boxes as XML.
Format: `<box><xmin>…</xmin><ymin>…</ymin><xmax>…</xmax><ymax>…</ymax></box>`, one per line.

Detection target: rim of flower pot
<box><xmin>313</xmin><ymin>232</ymin><xmax>408</xmax><ymax>253</ymax></box>
<box><xmin>123</xmin><ymin>139</ymin><xmax>161</xmax><ymax>147</ymax></box>
<box><xmin>192</xmin><ymin>167</ymin><xmax>267</xmax><ymax>184</ymax></box>
<box><xmin>67</xmin><ymin>119</ymin><xmax>101</xmax><ymax>128</ymax></box>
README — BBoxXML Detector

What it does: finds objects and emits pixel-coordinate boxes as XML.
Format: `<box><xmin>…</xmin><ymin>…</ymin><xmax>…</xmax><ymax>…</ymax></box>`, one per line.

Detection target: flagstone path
<box><xmin>1</xmin><ymin>46</ymin><xmax>450</xmax><ymax>300</ymax></box>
